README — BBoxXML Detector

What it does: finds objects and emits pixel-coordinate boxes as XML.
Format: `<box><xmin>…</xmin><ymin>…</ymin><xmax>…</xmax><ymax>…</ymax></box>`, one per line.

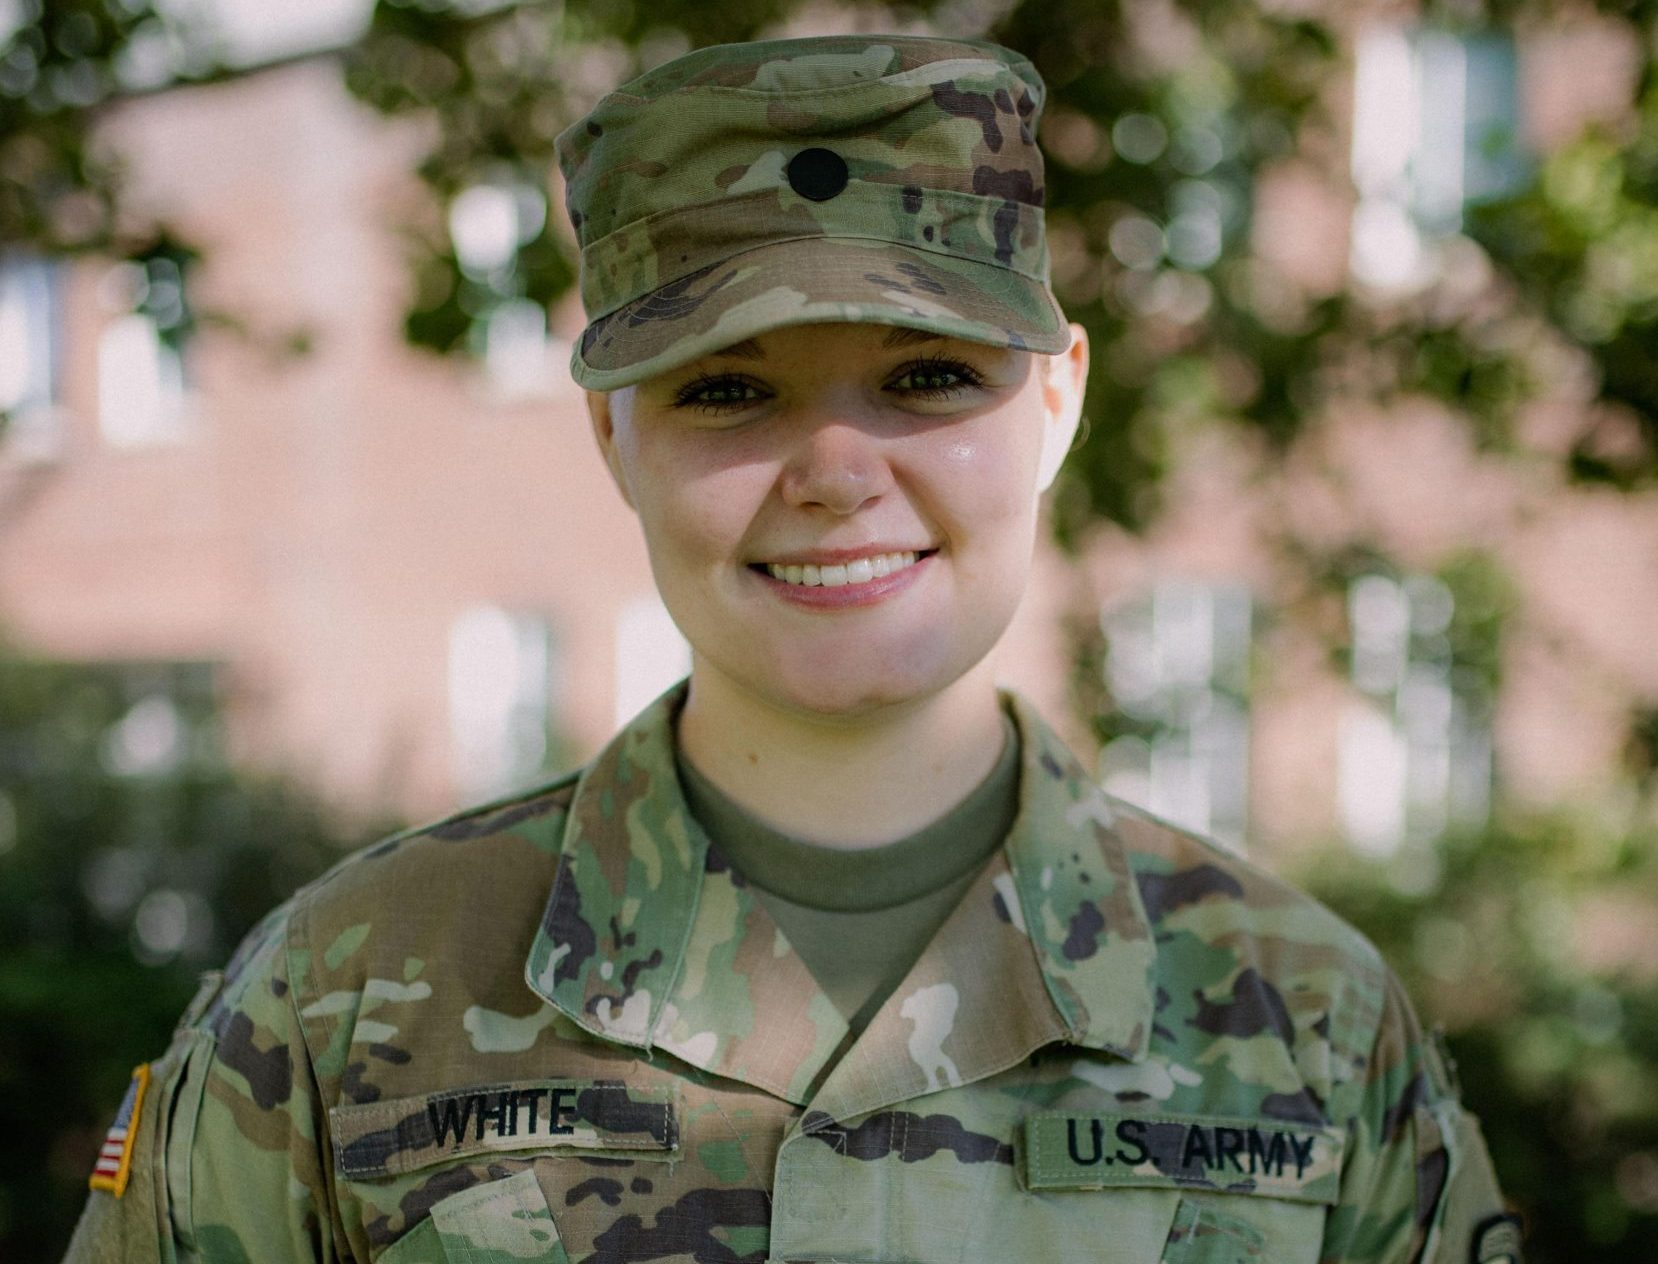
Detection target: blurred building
<box><xmin>1</xmin><ymin>11</ymin><xmax>1654</xmax><ymax>860</ymax></box>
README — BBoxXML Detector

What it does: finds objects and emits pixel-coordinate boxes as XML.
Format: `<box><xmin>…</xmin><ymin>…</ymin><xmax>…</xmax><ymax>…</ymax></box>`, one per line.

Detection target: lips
<box><xmin>758</xmin><ymin>550</ymin><xmax>930</xmax><ymax>588</ymax></box>
<box><xmin>749</xmin><ymin>547</ymin><xmax>936</xmax><ymax>608</ymax></box>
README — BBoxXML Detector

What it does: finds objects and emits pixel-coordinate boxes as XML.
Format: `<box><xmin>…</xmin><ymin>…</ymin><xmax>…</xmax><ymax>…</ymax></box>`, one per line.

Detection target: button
<box><xmin>787</xmin><ymin>147</ymin><xmax>849</xmax><ymax>202</ymax></box>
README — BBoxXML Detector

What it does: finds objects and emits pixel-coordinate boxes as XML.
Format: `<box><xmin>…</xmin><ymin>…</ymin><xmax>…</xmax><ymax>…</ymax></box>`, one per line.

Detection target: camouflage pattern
<box><xmin>555</xmin><ymin>35</ymin><xmax>1071</xmax><ymax>391</ymax></box>
<box><xmin>63</xmin><ymin>680</ymin><xmax>1515</xmax><ymax>1263</ymax></box>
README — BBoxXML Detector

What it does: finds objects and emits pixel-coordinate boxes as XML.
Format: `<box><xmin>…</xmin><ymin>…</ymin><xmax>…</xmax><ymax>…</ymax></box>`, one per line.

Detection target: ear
<box><xmin>585</xmin><ymin>387</ymin><xmax>636</xmax><ymax>511</ymax></box>
<box><xmin>1035</xmin><ymin>322</ymin><xmax>1089</xmax><ymax>494</ymax></box>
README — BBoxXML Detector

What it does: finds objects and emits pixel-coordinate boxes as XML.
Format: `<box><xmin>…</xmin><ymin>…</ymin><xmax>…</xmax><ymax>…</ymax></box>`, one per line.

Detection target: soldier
<box><xmin>64</xmin><ymin>33</ymin><xmax>1523</xmax><ymax>1264</ymax></box>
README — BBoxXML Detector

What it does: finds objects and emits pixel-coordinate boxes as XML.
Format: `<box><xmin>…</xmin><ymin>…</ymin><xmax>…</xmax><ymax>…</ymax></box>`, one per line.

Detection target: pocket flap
<box><xmin>332</xmin><ymin>1079</ymin><xmax>678</xmax><ymax>1178</ymax></box>
<box><xmin>378</xmin><ymin>1170</ymin><xmax>572</xmax><ymax>1264</ymax></box>
<box><xmin>1162</xmin><ymin>1197</ymin><xmax>1267</xmax><ymax>1262</ymax></box>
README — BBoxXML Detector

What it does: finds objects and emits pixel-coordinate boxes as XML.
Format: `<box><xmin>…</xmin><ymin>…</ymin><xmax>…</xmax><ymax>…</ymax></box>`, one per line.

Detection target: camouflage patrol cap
<box><xmin>556</xmin><ymin>34</ymin><xmax>1071</xmax><ymax>391</ymax></box>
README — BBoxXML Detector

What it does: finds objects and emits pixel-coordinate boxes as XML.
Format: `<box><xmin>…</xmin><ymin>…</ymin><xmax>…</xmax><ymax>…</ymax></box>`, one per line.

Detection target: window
<box><xmin>0</xmin><ymin>252</ymin><xmax>63</xmax><ymax>460</ymax></box>
<box><xmin>1349</xmin><ymin>25</ymin><xmax>1529</xmax><ymax>290</ymax></box>
<box><xmin>448</xmin><ymin>177</ymin><xmax>558</xmax><ymax>399</ymax></box>
<box><xmin>1098</xmin><ymin>580</ymin><xmax>1254</xmax><ymax>850</ymax></box>
<box><xmin>97</xmin><ymin>252</ymin><xmax>193</xmax><ymax>447</ymax></box>
<box><xmin>1338</xmin><ymin>573</ymin><xmax>1492</xmax><ymax>858</ymax></box>
<box><xmin>448</xmin><ymin>605</ymin><xmax>561</xmax><ymax>801</ymax></box>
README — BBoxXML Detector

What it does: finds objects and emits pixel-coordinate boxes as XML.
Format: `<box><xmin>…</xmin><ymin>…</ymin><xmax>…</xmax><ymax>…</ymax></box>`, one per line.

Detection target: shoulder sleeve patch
<box><xmin>1471</xmin><ymin>1212</ymin><xmax>1524</xmax><ymax>1264</ymax></box>
<box><xmin>88</xmin><ymin>1064</ymin><xmax>151</xmax><ymax>1197</ymax></box>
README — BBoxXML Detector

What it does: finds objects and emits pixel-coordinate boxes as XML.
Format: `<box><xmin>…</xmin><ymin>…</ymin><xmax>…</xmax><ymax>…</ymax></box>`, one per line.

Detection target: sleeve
<box><xmin>61</xmin><ymin>900</ymin><xmax>339</xmax><ymax>1264</ymax></box>
<box><xmin>1320</xmin><ymin>969</ymin><xmax>1522</xmax><ymax>1264</ymax></box>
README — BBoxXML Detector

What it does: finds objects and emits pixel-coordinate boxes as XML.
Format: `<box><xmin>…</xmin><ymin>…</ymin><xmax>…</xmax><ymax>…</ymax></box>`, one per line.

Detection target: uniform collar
<box><xmin>525</xmin><ymin>679</ymin><xmax>1156</xmax><ymax>1113</ymax></box>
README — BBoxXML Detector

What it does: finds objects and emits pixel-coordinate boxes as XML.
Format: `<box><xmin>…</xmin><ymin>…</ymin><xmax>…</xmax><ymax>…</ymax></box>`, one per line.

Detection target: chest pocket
<box><xmin>951</xmin><ymin>1169</ymin><xmax>1321</xmax><ymax>1263</ymax></box>
<box><xmin>376</xmin><ymin>1170</ymin><xmax>570</xmax><ymax>1264</ymax></box>
<box><xmin>331</xmin><ymin>1080</ymin><xmax>679</xmax><ymax>1263</ymax></box>
<box><xmin>767</xmin><ymin>1108</ymin><xmax>1328</xmax><ymax>1264</ymax></box>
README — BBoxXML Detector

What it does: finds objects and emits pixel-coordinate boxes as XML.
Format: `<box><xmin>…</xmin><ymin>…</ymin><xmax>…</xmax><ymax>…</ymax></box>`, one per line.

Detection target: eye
<box><xmin>886</xmin><ymin>355</ymin><xmax>986</xmax><ymax>400</ymax></box>
<box><xmin>672</xmin><ymin>372</ymin><xmax>769</xmax><ymax>415</ymax></box>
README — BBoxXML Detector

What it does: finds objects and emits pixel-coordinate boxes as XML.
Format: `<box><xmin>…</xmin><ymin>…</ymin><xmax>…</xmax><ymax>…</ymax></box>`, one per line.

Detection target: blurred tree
<box><xmin>0</xmin><ymin>639</ymin><xmax>398</xmax><ymax>1261</ymax></box>
<box><xmin>0</xmin><ymin>0</ymin><xmax>150</xmax><ymax>253</ymax></box>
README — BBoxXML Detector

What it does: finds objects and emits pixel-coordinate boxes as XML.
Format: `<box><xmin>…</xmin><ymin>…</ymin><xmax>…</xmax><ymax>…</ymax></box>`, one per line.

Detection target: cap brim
<box><xmin>569</xmin><ymin>238</ymin><xmax>1070</xmax><ymax>391</ymax></box>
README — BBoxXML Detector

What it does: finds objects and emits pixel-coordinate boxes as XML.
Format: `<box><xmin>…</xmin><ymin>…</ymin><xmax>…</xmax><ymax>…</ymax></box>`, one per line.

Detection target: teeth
<box><xmin>765</xmin><ymin>551</ymin><xmax>921</xmax><ymax>587</ymax></box>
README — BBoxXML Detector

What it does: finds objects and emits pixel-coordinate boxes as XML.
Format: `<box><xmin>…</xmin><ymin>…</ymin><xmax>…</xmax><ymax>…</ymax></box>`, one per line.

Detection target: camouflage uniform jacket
<box><xmin>64</xmin><ymin>681</ymin><xmax>1515</xmax><ymax>1264</ymax></box>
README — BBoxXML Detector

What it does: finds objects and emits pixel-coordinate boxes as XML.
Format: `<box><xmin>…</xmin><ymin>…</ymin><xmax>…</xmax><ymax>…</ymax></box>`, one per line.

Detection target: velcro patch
<box><xmin>1471</xmin><ymin>1212</ymin><xmax>1524</xmax><ymax>1263</ymax></box>
<box><xmin>89</xmin><ymin>1064</ymin><xmax>151</xmax><ymax>1197</ymax></box>
<box><xmin>1023</xmin><ymin>1112</ymin><xmax>1344</xmax><ymax>1205</ymax></box>
<box><xmin>331</xmin><ymin>1079</ymin><xmax>678</xmax><ymax>1179</ymax></box>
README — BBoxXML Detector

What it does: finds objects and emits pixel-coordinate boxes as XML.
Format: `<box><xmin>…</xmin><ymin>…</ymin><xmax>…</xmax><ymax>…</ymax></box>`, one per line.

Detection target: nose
<box><xmin>777</xmin><ymin>417</ymin><xmax>894</xmax><ymax>514</ymax></box>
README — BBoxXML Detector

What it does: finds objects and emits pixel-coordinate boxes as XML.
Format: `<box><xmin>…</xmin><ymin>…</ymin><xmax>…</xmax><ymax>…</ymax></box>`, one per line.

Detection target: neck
<box><xmin>675</xmin><ymin>662</ymin><xmax>1007</xmax><ymax>849</ymax></box>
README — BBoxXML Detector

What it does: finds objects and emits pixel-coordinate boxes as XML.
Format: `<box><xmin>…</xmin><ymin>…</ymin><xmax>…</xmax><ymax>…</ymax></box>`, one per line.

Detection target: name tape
<box><xmin>331</xmin><ymin>1079</ymin><xmax>678</xmax><ymax>1179</ymax></box>
<box><xmin>1024</xmin><ymin>1112</ymin><xmax>1344</xmax><ymax>1205</ymax></box>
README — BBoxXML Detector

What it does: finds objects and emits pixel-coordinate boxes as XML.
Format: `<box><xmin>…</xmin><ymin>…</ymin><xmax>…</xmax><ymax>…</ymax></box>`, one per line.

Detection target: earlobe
<box><xmin>585</xmin><ymin>388</ymin><xmax>636</xmax><ymax>511</ymax></box>
<box><xmin>1035</xmin><ymin>323</ymin><xmax>1089</xmax><ymax>493</ymax></box>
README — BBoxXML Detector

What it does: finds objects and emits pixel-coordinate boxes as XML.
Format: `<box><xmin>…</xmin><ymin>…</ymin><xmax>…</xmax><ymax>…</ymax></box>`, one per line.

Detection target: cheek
<box><xmin>924</xmin><ymin>429</ymin><xmax>1039</xmax><ymax>541</ymax></box>
<box><xmin>635</xmin><ymin>449</ymin><xmax>767</xmax><ymax>572</ymax></box>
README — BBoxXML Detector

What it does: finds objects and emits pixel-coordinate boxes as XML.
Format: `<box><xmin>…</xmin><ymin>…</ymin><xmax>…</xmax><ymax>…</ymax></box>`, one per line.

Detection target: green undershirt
<box><xmin>674</xmin><ymin>709</ymin><xmax>1021</xmax><ymax>1037</ymax></box>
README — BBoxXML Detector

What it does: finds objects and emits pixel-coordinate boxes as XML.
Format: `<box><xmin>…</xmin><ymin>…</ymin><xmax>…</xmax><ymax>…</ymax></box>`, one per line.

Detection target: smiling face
<box><xmin>586</xmin><ymin>321</ymin><xmax>1087</xmax><ymax>723</ymax></box>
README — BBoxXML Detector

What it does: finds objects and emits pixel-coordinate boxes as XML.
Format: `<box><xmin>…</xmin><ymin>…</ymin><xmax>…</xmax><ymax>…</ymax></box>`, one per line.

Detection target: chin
<box><xmin>757</xmin><ymin>640</ymin><xmax>975</xmax><ymax>721</ymax></box>
<box><xmin>774</xmin><ymin>676</ymin><xmax>930</xmax><ymax>720</ymax></box>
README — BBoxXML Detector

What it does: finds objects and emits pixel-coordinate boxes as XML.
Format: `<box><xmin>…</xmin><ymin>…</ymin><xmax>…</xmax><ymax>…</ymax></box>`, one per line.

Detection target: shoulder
<box><xmin>1104</xmin><ymin>795</ymin><xmax>1400</xmax><ymax>1110</ymax></box>
<box><xmin>307</xmin><ymin>765</ymin><xmax>582</xmax><ymax>893</ymax></box>
<box><xmin>282</xmin><ymin>768</ymin><xmax>583</xmax><ymax>959</ymax></box>
<box><xmin>1104</xmin><ymin>806</ymin><xmax>1518</xmax><ymax>1260</ymax></box>
<box><xmin>201</xmin><ymin>768</ymin><xmax>585</xmax><ymax>1082</ymax></box>
<box><xmin>1109</xmin><ymin>795</ymin><xmax>1385</xmax><ymax>977</ymax></box>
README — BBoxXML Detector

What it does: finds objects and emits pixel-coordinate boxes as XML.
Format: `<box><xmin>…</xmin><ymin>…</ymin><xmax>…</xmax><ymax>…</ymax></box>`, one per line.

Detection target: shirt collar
<box><xmin>525</xmin><ymin>679</ymin><xmax>1155</xmax><ymax>1108</ymax></box>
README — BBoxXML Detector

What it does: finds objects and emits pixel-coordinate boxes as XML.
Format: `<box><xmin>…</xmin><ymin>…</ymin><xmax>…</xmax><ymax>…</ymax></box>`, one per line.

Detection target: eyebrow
<box><xmin>708</xmin><ymin>327</ymin><xmax>945</xmax><ymax>361</ymax></box>
<box><xmin>881</xmin><ymin>327</ymin><xmax>947</xmax><ymax>349</ymax></box>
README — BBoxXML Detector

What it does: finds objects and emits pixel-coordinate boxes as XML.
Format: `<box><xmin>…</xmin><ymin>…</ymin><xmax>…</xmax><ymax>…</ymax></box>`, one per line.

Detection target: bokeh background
<box><xmin>3</xmin><ymin>0</ymin><xmax>1657</xmax><ymax>1259</ymax></box>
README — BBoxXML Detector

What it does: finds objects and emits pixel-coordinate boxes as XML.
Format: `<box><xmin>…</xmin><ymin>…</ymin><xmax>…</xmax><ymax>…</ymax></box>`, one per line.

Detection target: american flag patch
<box><xmin>89</xmin><ymin>1064</ymin><xmax>151</xmax><ymax>1197</ymax></box>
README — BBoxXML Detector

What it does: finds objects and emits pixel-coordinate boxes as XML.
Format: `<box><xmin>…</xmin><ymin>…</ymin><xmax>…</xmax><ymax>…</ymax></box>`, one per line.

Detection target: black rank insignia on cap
<box><xmin>787</xmin><ymin>147</ymin><xmax>850</xmax><ymax>201</ymax></box>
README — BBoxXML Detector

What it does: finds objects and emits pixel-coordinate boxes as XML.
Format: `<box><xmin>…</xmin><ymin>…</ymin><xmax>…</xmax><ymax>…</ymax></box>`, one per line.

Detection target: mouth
<box><xmin>747</xmin><ymin>549</ymin><xmax>939</xmax><ymax>589</ymax></box>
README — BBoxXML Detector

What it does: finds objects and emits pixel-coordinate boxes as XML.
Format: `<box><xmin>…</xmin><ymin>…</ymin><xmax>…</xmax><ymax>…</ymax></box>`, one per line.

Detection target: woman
<box><xmin>65</xmin><ymin>34</ymin><xmax>1520</xmax><ymax>1264</ymax></box>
